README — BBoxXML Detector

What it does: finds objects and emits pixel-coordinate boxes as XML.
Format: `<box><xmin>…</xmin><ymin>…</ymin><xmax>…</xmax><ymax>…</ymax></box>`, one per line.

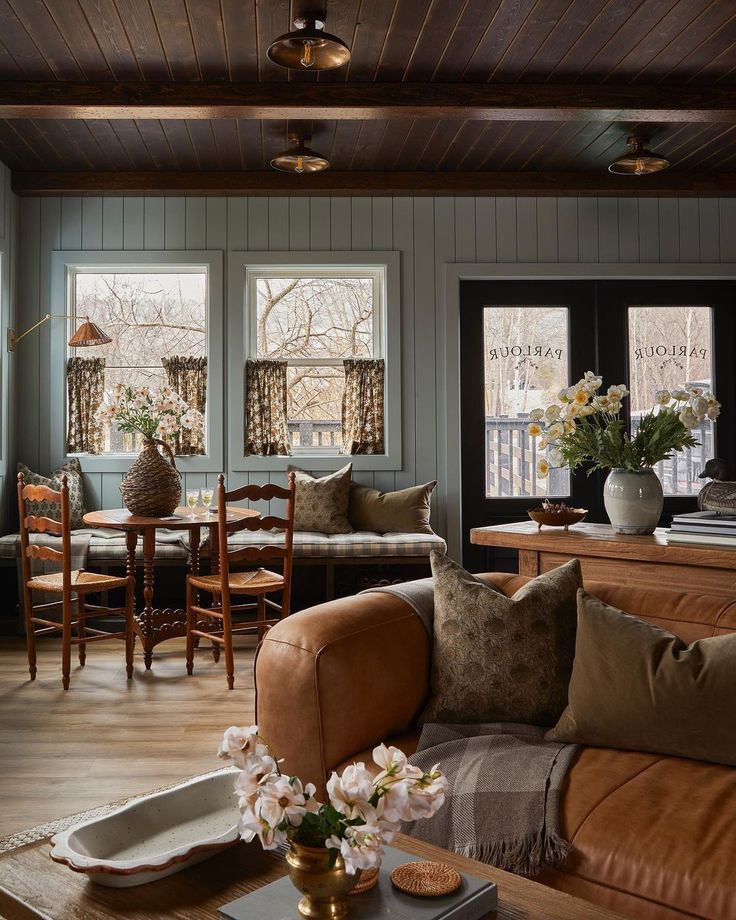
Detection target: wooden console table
<box><xmin>470</xmin><ymin>521</ymin><xmax>736</xmax><ymax>598</ymax></box>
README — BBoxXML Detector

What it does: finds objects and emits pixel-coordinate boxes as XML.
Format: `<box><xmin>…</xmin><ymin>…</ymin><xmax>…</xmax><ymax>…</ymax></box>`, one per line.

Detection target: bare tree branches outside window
<box><xmin>255</xmin><ymin>277</ymin><xmax>375</xmax><ymax>449</ymax></box>
<box><xmin>74</xmin><ymin>272</ymin><xmax>207</xmax><ymax>453</ymax></box>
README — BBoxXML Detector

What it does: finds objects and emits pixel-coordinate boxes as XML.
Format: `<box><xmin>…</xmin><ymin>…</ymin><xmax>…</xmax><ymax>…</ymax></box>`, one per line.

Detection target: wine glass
<box><xmin>201</xmin><ymin>487</ymin><xmax>214</xmax><ymax>515</ymax></box>
<box><xmin>186</xmin><ymin>489</ymin><xmax>200</xmax><ymax>518</ymax></box>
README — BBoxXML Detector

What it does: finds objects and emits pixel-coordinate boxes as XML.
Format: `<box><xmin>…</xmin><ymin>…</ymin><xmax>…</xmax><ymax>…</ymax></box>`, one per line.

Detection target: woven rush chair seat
<box><xmin>27</xmin><ymin>570</ymin><xmax>130</xmax><ymax>593</ymax></box>
<box><xmin>189</xmin><ymin>567</ymin><xmax>284</xmax><ymax>594</ymax></box>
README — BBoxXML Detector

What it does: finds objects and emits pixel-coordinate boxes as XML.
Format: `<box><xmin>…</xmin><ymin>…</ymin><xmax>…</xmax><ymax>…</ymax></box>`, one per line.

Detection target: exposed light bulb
<box><xmin>295</xmin><ymin>155</ymin><xmax>304</xmax><ymax>174</ymax></box>
<box><xmin>300</xmin><ymin>41</ymin><xmax>315</xmax><ymax>68</ymax></box>
<box><xmin>634</xmin><ymin>158</ymin><xmax>646</xmax><ymax>176</ymax></box>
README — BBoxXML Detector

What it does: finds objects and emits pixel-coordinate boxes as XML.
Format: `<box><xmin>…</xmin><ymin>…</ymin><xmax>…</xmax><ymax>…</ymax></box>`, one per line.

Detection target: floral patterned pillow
<box><xmin>18</xmin><ymin>459</ymin><xmax>87</xmax><ymax>530</ymax></box>
<box><xmin>289</xmin><ymin>463</ymin><xmax>353</xmax><ymax>534</ymax></box>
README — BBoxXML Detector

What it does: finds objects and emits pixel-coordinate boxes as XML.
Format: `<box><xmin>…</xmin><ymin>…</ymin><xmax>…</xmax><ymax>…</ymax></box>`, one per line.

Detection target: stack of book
<box><xmin>667</xmin><ymin>511</ymin><xmax>736</xmax><ymax>548</ymax></box>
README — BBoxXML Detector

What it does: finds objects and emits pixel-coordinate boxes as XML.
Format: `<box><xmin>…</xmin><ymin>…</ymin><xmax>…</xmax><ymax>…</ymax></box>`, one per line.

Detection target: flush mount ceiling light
<box><xmin>270</xmin><ymin>136</ymin><xmax>330</xmax><ymax>173</ymax></box>
<box><xmin>608</xmin><ymin>136</ymin><xmax>671</xmax><ymax>176</ymax></box>
<box><xmin>267</xmin><ymin>16</ymin><xmax>351</xmax><ymax>71</ymax></box>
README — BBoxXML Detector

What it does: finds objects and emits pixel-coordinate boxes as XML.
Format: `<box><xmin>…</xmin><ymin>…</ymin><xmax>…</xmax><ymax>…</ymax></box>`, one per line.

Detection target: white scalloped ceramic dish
<box><xmin>50</xmin><ymin>768</ymin><xmax>240</xmax><ymax>887</ymax></box>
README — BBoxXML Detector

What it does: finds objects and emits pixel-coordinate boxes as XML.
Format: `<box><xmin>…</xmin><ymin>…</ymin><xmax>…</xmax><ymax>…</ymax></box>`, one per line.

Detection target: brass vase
<box><xmin>286</xmin><ymin>842</ymin><xmax>357</xmax><ymax>920</ymax></box>
<box><xmin>120</xmin><ymin>437</ymin><xmax>182</xmax><ymax>517</ymax></box>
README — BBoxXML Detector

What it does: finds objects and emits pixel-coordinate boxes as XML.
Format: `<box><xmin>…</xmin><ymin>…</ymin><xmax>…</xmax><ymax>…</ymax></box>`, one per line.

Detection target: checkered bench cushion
<box><xmin>223</xmin><ymin>529</ymin><xmax>447</xmax><ymax>558</ymax></box>
<box><xmin>0</xmin><ymin>531</ymin><xmax>189</xmax><ymax>563</ymax></box>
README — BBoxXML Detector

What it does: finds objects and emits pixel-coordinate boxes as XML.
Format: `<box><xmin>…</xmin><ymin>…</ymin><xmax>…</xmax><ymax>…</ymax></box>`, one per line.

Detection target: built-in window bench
<box><xmin>0</xmin><ymin>527</ymin><xmax>446</xmax><ymax>624</ymax></box>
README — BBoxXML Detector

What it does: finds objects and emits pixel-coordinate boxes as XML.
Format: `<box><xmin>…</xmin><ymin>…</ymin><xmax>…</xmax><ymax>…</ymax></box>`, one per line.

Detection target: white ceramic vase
<box><xmin>603</xmin><ymin>468</ymin><xmax>663</xmax><ymax>535</ymax></box>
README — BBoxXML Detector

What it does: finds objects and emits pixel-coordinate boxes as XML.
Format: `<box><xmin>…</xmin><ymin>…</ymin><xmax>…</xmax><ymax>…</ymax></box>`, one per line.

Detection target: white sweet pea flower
<box><xmin>538</xmin><ymin>434</ymin><xmax>549</xmax><ymax>449</ymax></box>
<box><xmin>327</xmin><ymin>763</ymin><xmax>377</xmax><ymax>822</ymax></box>
<box><xmin>578</xmin><ymin>404</ymin><xmax>595</xmax><ymax>417</ymax></box>
<box><xmin>547</xmin><ymin>422</ymin><xmax>564</xmax><ymax>440</ymax></box>
<box><xmin>537</xmin><ymin>459</ymin><xmax>549</xmax><ymax>478</ymax></box>
<box><xmin>557</xmin><ymin>389</ymin><xmax>570</xmax><ymax>403</ymax></box>
<box><xmin>527</xmin><ymin>422</ymin><xmax>543</xmax><ymax>437</ymax></box>
<box><xmin>573</xmin><ymin>389</ymin><xmax>589</xmax><ymax>405</ymax></box>
<box><xmin>544</xmin><ymin>404</ymin><xmax>561</xmax><ymax>422</ymax></box>
<box><xmin>257</xmin><ymin>775</ymin><xmax>308</xmax><ymax>828</ymax></box>
<box><xmin>528</xmin><ymin>408</ymin><xmax>544</xmax><ymax>422</ymax></box>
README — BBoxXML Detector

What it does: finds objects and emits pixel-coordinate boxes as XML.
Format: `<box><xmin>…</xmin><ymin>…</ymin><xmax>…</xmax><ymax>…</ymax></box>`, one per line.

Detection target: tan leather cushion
<box><xmin>348</xmin><ymin>480</ymin><xmax>436</xmax><ymax>534</ymax></box>
<box><xmin>542</xmin><ymin>746</ymin><xmax>736</xmax><ymax>920</ymax></box>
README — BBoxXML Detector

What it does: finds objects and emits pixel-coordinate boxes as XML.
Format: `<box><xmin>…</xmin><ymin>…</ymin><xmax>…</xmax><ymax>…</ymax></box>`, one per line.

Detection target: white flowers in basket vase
<box><xmin>95</xmin><ymin>382</ymin><xmax>204</xmax><ymax>443</ymax></box>
<box><xmin>218</xmin><ymin>725</ymin><xmax>447</xmax><ymax>875</ymax></box>
<box><xmin>527</xmin><ymin>372</ymin><xmax>721</xmax><ymax>477</ymax></box>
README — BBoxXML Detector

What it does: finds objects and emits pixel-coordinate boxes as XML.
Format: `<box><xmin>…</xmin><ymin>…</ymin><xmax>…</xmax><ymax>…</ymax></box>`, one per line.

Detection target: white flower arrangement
<box><xmin>528</xmin><ymin>373</ymin><xmax>720</xmax><ymax>477</ymax></box>
<box><xmin>95</xmin><ymin>382</ymin><xmax>204</xmax><ymax>444</ymax></box>
<box><xmin>218</xmin><ymin>725</ymin><xmax>447</xmax><ymax>875</ymax></box>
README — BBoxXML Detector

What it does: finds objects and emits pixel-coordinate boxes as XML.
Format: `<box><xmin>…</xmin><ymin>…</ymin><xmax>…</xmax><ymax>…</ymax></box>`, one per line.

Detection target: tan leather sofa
<box><xmin>255</xmin><ymin>573</ymin><xmax>736</xmax><ymax>920</ymax></box>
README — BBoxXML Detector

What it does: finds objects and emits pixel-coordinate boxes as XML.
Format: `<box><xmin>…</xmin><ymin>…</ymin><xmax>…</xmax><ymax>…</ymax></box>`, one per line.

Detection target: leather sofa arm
<box><xmin>255</xmin><ymin>591</ymin><xmax>431</xmax><ymax>796</ymax></box>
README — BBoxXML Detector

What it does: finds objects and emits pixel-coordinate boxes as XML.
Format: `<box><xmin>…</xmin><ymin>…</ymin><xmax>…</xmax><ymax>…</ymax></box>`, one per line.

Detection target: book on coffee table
<box><xmin>219</xmin><ymin>845</ymin><xmax>498</xmax><ymax>920</ymax></box>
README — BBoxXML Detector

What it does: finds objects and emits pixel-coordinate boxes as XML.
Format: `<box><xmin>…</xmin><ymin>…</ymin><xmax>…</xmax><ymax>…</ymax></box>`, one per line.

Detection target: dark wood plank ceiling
<box><xmin>0</xmin><ymin>0</ymin><xmax>735</xmax><ymax>185</ymax></box>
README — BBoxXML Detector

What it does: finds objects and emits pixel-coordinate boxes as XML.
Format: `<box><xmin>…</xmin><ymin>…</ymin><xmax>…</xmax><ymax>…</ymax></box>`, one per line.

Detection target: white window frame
<box><xmin>49</xmin><ymin>250</ymin><xmax>224</xmax><ymax>474</ymax></box>
<box><xmin>228</xmin><ymin>251</ymin><xmax>402</xmax><ymax>472</ymax></box>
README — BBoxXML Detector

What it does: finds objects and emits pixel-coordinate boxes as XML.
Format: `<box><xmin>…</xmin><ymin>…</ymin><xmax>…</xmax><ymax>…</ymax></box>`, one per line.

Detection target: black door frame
<box><xmin>460</xmin><ymin>279</ymin><xmax>736</xmax><ymax>570</ymax></box>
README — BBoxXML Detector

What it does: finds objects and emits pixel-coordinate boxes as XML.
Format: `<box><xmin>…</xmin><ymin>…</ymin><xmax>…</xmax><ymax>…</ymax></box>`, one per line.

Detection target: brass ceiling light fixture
<box><xmin>267</xmin><ymin>15</ymin><xmax>351</xmax><ymax>71</ymax></box>
<box><xmin>608</xmin><ymin>136</ymin><xmax>671</xmax><ymax>176</ymax></box>
<box><xmin>270</xmin><ymin>135</ymin><xmax>330</xmax><ymax>173</ymax></box>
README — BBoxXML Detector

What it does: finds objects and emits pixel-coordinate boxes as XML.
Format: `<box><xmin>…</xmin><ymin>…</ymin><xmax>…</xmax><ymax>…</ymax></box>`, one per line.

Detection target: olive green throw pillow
<box><xmin>289</xmin><ymin>463</ymin><xmax>353</xmax><ymax>534</ymax></box>
<box><xmin>546</xmin><ymin>590</ymin><xmax>736</xmax><ymax>767</ymax></box>
<box><xmin>349</xmin><ymin>480</ymin><xmax>437</xmax><ymax>534</ymax></box>
<box><xmin>422</xmin><ymin>554</ymin><xmax>582</xmax><ymax>727</ymax></box>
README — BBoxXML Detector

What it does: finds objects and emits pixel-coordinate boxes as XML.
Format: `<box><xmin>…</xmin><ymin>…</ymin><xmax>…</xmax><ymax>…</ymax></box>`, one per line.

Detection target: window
<box><xmin>483</xmin><ymin>304</ymin><xmax>571</xmax><ymax>497</ymax></box>
<box><xmin>248</xmin><ymin>268</ymin><xmax>384</xmax><ymax>452</ymax></box>
<box><xmin>627</xmin><ymin>304</ymin><xmax>714</xmax><ymax>495</ymax></box>
<box><xmin>70</xmin><ymin>268</ymin><xmax>207</xmax><ymax>454</ymax></box>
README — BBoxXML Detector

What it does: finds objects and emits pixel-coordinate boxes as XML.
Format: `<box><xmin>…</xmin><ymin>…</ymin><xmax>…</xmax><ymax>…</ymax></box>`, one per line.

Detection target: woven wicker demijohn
<box><xmin>120</xmin><ymin>438</ymin><xmax>182</xmax><ymax>517</ymax></box>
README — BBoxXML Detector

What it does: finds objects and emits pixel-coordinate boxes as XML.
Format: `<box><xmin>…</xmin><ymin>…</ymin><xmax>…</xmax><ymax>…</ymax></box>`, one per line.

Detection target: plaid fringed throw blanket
<box><xmin>403</xmin><ymin>721</ymin><xmax>579</xmax><ymax>877</ymax></box>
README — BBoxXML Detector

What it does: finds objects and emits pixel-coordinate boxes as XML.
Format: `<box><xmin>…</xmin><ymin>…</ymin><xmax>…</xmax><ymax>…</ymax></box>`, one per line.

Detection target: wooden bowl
<box><xmin>528</xmin><ymin>508</ymin><xmax>587</xmax><ymax>530</ymax></box>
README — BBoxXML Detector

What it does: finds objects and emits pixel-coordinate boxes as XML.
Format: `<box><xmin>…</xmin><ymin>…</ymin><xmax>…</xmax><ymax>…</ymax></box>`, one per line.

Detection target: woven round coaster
<box><xmin>390</xmin><ymin>861</ymin><xmax>462</xmax><ymax>897</ymax></box>
<box><xmin>350</xmin><ymin>867</ymin><xmax>380</xmax><ymax>894</ymax></box>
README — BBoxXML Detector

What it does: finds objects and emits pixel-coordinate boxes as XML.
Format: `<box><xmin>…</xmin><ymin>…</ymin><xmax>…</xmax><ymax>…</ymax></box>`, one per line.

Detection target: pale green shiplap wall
<box><xmin>0</xmin><ymin>162</ymin><xmax>15</xmax><ymax>529</ymax></box>
<box><xmin>12</xmin><ymin>194</ymin><xmax>736</xmax><ymax>550</ymax></box>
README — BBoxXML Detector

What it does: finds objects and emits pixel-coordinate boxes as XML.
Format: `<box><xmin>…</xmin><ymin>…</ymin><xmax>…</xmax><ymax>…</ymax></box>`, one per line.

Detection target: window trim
<box><xmin>49</xmin><ymin>250</ymin><xmax>224</xmax><ymax>474</ymax></box>
<box><xmin>228</xmin><ymin>251</ymin><xmax>402</xmax><ymax>472</ymax></box>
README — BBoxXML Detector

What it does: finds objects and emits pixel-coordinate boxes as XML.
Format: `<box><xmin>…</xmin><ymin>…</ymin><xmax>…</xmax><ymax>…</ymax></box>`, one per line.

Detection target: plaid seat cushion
<box><xmin>226</xmin><ymin>529</ymin><xmax>447</xmax><ymax>558</ymax></box>
<box><xmin>0</xmin><ymin>532</ymin><xmax>189</xmax><ymax>562</ymax></box>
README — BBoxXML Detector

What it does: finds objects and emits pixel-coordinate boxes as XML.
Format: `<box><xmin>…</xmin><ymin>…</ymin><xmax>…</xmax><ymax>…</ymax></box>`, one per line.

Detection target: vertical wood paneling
<box><xmin>9</xmin><ymin>190</ymin><xmax>736</xmax><ymax>552</ymax></box>
<box><xmin>516</xmin><ymin>198</ymin><xmax>537</xmax><ymax>263</ymax></box>
<box><xmin>536</xmin><ymin>198</ymin><xmax>558</xmax><ymax>263</ymax></box>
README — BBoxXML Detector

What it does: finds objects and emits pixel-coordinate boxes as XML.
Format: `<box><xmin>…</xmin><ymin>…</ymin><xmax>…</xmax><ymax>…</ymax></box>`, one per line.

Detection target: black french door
<box><xmin>460</xmin><ymin>280</ymin><xmax>736</xmax><ymax>571</ymax></box>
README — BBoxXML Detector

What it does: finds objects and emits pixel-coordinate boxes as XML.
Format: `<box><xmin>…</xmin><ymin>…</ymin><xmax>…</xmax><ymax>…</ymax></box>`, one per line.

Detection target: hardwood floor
<box><xmin>0</xmin><ymin>636</ymin><xmax>256</xmax><ymax>838</ymax></box>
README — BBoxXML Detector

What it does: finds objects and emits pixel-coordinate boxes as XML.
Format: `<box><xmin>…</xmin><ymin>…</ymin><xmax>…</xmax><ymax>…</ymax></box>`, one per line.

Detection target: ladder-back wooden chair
<box><xmin>185</xmin><ymin>472</ymin><xmax>296</xmax><ymax>690</ymax></box>
<box><xmin>18</xmin><ymin>472</ymin><xmax>135</xmax><ymax>690</ymax></box>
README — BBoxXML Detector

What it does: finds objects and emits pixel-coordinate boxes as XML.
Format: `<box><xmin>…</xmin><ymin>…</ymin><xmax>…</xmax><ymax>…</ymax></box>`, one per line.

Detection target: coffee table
<box><xmin>83</xmin><ymin>507</ymin><xmax>259</xmax><ymax>669</ymax></box>
<box><xmin>0</xmin><ymin>832</ymin><xmax>627</xmax><ymax>919</ymax></box>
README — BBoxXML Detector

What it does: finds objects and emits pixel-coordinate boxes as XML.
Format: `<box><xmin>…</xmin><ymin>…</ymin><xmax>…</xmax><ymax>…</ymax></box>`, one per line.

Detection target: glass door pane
<box><xmin>483</xmin><ymin>305</ymin><xmax>571</xmax><ymax>498</ymax></box>
<box><xmin>627</xmin><ymin>304</ymin><xmax>714</xmax><ymax>495</ymax></box>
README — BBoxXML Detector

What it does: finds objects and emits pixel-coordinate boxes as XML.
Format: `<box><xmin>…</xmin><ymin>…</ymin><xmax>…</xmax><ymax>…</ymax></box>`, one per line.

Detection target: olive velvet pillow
<box><xmin>422</xmin><ymin>553</ymin><xmax>582</xmax><ymax>726</ymax></box>
<box><xmin>349</xmin><ymin>480</ymin><xmax>437</xmax><ymax>534</ymax></box>
<box><xmin>289</xmin><ymin>463</ymin><xmax>353</xmax><ymax>534</ymax></box>
<box><xmin>547</xmin><ymin>590</ymin><xmax>736</xmax><ymax>767</ymax></box>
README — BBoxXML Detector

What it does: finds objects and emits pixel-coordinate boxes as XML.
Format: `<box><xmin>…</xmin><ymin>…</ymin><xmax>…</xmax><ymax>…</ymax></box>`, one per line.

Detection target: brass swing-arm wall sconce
<box><xmin>7</xmin><ymin>313</ymin><xmax>112</xmax><ymax>352</ymax></box>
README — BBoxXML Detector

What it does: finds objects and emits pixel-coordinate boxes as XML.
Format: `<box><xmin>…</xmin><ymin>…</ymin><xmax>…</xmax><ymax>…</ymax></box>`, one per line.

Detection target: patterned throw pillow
<box><xmin>289</xmin><ymin>463</ymin><xmax>353</xmax><ymax>534</ymax></box>
<box><xmin>421</xmin><ymin>553</ymin><xmax>582</xmax><ymax>727</ymax></box>
<box><xmin>18</xmin><ymin>459</ymin><xmax>87</xmax><ymax>530</ymax></box>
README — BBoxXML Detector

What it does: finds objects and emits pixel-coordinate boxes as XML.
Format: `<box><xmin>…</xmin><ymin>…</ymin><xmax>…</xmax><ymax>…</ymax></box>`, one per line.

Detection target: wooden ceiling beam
<box><xmin>1</xmin><ymin>82</ymin><xmax>736</xmax><ymax>122</ymax></box>
<box><xmin>12</xmin><ymin>169</ymin><xmax>736</xmax><ymax>196</ymax></box>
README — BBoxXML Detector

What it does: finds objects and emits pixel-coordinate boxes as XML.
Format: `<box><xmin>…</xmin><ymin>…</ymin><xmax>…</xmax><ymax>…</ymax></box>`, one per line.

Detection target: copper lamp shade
<box><xmin>68</xmin><ymin>319</ymin><xmax>112</xmax><ymax>348</ymax></box>
<box><xmin>609</xmin><ymin>137</ymin><xmax>670</xmax><ymax>176</ymax></box>
<box><xmin>267</xmin><ymin>17</ymin><xmax>351</xmax><ymax>71</ymax></box>
<box><xmin>270</xmin><ymin>137</ymin><xmax>330</xmax><ymax>173</ymax></box>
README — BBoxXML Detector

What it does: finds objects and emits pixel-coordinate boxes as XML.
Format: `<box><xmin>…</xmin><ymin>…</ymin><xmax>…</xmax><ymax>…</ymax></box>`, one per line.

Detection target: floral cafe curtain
<box><xmin>342</xmin><ymin>359</ymin><xmax>385</xmax><ymax>455</ymax></box>
<box><xmin>66</xmin><ymin>357</ymin><xmax>106</xmax><ymax>454</ymax></box>
<box><xmin>244</xmin><ymin>359</ymin><xmax>290</xmax><ymax>456</ymax></box>
<box><xmin>162</xmin><ymin>356</ymin><xmax>207</xmax><ymax>455</ymax></box>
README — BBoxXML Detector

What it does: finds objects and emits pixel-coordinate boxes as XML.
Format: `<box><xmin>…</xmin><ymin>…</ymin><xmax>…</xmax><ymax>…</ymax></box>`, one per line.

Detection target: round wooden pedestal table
<box><xmin>83</xmin><ymin>507</ymin><xmax>259</xmax><ymax>669</ymax></box>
